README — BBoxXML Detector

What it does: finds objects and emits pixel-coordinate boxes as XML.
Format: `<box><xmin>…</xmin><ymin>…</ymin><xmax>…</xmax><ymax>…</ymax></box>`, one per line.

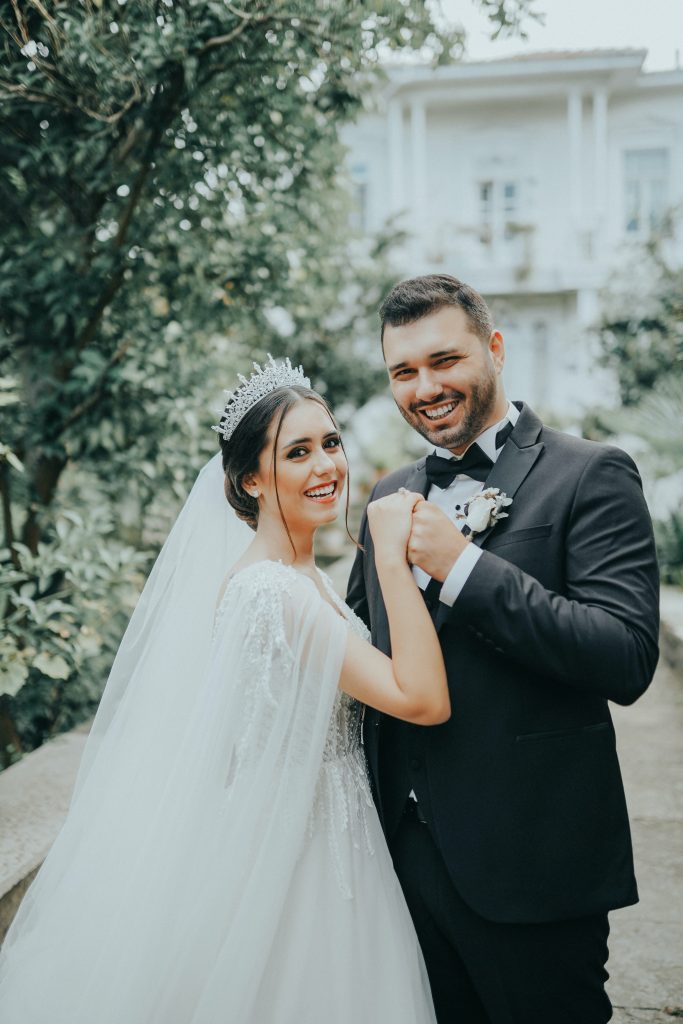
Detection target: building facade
<box><xmin>343</xmin><ymin>50</ymin><xmax>683</xmax><ymax>415</ymax></box>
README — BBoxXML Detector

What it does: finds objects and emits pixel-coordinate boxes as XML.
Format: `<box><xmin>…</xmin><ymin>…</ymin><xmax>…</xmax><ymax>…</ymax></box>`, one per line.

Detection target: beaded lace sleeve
<box><xmin>209</xmin><ymin>559</ymin><xmax>348</xmax><ymax>790</ymax></box>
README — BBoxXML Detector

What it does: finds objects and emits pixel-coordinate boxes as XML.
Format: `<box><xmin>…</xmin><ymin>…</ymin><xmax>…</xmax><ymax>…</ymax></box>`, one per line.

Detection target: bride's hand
<box><xmin>367</xmin><ymin>489</ymin><xmax>424</xmax><ymax>565</ymax></box>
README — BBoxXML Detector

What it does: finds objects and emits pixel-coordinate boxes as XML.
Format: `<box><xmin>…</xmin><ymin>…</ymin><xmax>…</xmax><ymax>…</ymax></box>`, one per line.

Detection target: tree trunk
<box><xmin>0</xmin><ymin>699</ymin><xmax>23</xmax><ymax>768</ymax></box>
<box><xmin>22</xmin><ymin>452</ymin><xmax>67</xmax><ymax>554</ymax></box>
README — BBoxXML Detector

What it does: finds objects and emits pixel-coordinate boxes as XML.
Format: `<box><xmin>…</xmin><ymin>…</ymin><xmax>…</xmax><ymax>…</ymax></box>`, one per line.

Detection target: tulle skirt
<box><xmin>250</xmin><ymin>781</ymin><xmax>436</xmax><ymax>1023</ymax></box>
<box><xmin>0</xmin><ymin>763</ymin><xmax>435</xmax><ymax>1024</ymax></box>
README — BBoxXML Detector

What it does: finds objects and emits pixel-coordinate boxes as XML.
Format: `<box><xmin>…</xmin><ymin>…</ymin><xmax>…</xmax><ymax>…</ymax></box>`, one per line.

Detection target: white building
<box><xmin>343</xmin><ymin>50</ymin><xmax>683</xmax><ymax>415</ymax></box>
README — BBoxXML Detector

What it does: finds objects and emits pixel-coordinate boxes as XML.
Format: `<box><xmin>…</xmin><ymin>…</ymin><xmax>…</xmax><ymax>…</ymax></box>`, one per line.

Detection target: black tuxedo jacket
<box><xmin>347</xmin><ymin>403</ymin><xmax>660</xmax><ymax>924</ymax></box>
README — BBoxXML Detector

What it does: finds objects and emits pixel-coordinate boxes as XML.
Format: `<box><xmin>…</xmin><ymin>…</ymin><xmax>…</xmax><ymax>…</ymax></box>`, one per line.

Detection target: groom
<box><xmin>347</xmin><ymin>274</ymin><xmax>660</xmax><ymax>1024</ymax></box>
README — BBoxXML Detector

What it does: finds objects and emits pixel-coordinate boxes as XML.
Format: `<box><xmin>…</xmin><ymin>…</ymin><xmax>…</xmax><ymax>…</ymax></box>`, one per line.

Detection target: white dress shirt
<box><xmin>411</xmin><ymin>401</ymin><xmax>520</xmax><ymax>605</ymax></box>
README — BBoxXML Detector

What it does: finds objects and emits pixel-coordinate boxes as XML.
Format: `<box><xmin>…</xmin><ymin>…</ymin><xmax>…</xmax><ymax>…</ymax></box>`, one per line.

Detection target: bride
<box><xmin>0</xmin><ymin>357</ymin><xmax>447</xmax><ymax>1023</ymax></box>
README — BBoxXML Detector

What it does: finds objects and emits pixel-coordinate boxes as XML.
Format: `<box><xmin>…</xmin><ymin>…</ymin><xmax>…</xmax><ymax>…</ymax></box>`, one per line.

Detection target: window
<box><xmin>478</xmin><ymin>180</ymin><xmax>519</xmax><ymax>246</ymax></box>
<box><xmin>624</xmin><ymin>149</ymin><xmax>669</xmax><ymax>235</ymax></box>
<box><xmin>349</xmin><ymin>162</ymin><xmax>369</xmax><ymax>231</ymax></box>
<box><xmin>479</xmin><ymin>181</ymin><xmax>493</xmax><ymax>218</ymax></box>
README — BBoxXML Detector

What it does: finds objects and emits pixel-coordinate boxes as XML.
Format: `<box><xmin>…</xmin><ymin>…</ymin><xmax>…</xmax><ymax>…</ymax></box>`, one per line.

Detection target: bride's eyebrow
<box><xmin>281</xmin><ymin>430</ymin><xmax>339</xmax><ymax>450</ymax></box>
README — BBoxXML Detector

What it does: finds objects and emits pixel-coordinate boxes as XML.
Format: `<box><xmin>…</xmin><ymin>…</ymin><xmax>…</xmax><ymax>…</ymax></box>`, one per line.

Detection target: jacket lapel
<box><xmin>434</xmin><ymin>403</ymin><xmax>544</xmax><ymax>630</ymax></box>
<box><xmin>403</xmin><ymin>458</ymin><xmax>430</xmax><ymax>500</ymax></box>
<box><xmin>471</xmin><ymin>405</ymin><xmax>544</xmax><ymax>550</ymax></box>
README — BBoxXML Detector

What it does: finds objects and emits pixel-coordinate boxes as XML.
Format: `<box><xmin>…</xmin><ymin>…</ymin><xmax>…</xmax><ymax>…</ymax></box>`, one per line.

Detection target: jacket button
<box><xmin>410</xmin><ymin>758</ymin><xmax>421</xmax><ymax>770</ymax></box>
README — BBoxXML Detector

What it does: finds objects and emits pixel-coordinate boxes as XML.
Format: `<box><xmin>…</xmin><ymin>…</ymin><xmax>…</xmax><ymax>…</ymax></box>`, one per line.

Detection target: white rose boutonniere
<box><xmin>456</xmin><ymin>488</ymin><xmax>512</xmax><ymax>536</ymax></box>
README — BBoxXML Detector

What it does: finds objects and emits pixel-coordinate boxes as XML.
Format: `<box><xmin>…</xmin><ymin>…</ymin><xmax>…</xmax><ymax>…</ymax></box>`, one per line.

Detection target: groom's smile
<box><xmin>420</xmin><ymin>398</ymin><xmax>460</xmax><ymax>421</ymax></box>
<box><xmin>415</xmin><ymin>395</ymin><xmax>463</xmax><ymax>425</ymax></box>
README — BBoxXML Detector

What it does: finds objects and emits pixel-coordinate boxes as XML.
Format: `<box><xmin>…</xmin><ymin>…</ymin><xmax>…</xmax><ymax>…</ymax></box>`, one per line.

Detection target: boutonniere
<box><xmin>456</xmin><ymin>488</ymin><xmax>512</xmax><ymax>536</ymax></box>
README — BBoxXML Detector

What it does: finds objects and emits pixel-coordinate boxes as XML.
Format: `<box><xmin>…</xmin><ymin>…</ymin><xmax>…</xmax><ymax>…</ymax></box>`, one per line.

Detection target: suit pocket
<box><xmin>515</xmin><ymin>722</ymin><xmax>610</xmax><ymax>743</ymax></box>
<box><xmin>488</xmin><ymin>523</ymin><xmax>553</xmax><ymax>549</ymax></box>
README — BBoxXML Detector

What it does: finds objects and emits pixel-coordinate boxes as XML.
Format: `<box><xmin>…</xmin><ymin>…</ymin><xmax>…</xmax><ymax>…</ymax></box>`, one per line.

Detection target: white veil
<box><xmin>69</xmin><ymin>452</ymin><xmax>252</xmax><ymax>794</ymax></box>
<box><xmin>0</xmin><ymin>452</ymin><xmax>348</xmax><ymax>1022</ymax></box>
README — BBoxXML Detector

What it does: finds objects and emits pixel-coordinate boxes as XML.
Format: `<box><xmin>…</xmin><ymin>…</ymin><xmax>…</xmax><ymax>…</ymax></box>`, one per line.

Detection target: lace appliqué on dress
<box><xmin>309</xmin><ymin>570</ymin><xmax>375</xmax><ymax>901</ymax></box>
<box><xmin>213</xmin><ymin>561</ymin><xmax>376</xmax><ymax>899</ymax></box>
<box><xmin>212</xmin><ymin>562</ymin><xmax>296</xmax><ymax>792</ymax></box>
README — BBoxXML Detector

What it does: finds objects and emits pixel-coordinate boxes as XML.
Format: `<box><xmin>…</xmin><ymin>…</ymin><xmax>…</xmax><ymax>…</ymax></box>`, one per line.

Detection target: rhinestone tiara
<box><xmin>211</xmin><ymin>354</ymin><xmax>312</xmax><ymax>442</ymax></box>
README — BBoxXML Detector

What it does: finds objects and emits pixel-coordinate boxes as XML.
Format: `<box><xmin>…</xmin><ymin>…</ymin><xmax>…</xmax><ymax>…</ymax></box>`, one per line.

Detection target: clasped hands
<box><xmin>367</xmin><ymin>488</ymin><xmax>470</xmax><ymax>583</ymax></box>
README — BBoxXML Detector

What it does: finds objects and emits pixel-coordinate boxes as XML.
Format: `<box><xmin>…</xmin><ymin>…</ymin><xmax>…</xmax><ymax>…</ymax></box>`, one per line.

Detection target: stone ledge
<box><xmin>0</xmin><ymin>869</ymin><xmax>38</xmax><ymax>944</ymax></box>
<box><xmin>0</xmin><ymin>723</ymin><xmax>90</xmax><ymax>943</ymax></box>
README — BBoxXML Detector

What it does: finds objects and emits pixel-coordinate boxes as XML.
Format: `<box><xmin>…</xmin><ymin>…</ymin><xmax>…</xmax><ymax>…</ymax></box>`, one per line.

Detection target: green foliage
<box><xmin>474</xmin><ymin>0</ymin><xmax>545</xmax><ymax>39</ymax></box>
<box><xmin>655</xmin><ymin>512</ymin><xmax>683</xmax><ymax>586</ymax></box>
<box><xmin>597</xmin><ymin>241</ymin><xmax>683</xmax><ymax>406</ymax></box>
<box><xmin>612</xmin><ymin>376</ymin><xmax>683</xmax><ymax>581</ymax></box>
<box><xmin>597</xmin><ymin>252</ymin><xmax>683</xmax><ymax>586</ymax></box>
<box><xmin>0</xmin><ymin>0</ymin><xmax>531</xmax><ymax>763</ymax></box>
<box><xmin>1</xmin><ymin>502</ymin><xmax>149</xmax><ymax>758</ymax></box>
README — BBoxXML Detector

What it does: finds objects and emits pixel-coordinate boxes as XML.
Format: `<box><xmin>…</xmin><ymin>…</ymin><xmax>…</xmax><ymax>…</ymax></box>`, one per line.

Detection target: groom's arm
<box><xmin>430</xmin><ymin>447</ymin><xmax>659</xmax><ymax>706</ymax></box>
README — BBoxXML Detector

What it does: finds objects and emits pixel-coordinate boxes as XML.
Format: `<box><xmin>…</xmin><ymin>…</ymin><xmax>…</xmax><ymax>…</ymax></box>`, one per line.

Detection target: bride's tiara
<box><xmin>211</xmin><ymin>354</ymin><xmax>312</xmax><ymax>442</ymax></box>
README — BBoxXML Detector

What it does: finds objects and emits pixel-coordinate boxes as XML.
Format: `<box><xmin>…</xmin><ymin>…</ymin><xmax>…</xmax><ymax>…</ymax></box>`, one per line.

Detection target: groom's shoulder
<box><xmin>372</xmin><ymin>459</ymin><xmax>426</xmax><ymax>499</ymax></box>
<box><xmin>537</xmin><ymin>420</ymin><xmax>639</xmax><ymax>475</ymax></box>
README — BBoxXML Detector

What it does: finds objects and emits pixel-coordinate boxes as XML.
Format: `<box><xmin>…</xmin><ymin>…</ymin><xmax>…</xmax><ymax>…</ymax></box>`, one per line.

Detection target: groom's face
<box><xmin>383</xmin><ymin>305</ymin><xmax>505</xmax><ymax>455</ymax></box>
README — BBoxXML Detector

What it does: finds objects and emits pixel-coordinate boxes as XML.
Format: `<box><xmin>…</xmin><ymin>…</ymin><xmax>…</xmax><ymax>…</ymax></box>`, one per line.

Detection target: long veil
<box><xmin>74</xmin><ymin>451</ymin><xmax>253</xmax><ymax>793</ymax></box>
<box><xmin>0</xmin><ymin>452</ymin><xmax>348</xmax><ymax>1022</ymax></box>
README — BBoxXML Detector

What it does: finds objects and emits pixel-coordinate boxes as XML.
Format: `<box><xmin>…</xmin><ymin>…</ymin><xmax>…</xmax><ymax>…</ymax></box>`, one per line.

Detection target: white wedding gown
<box><xmin>0</xmin><ymin>558</ymin><xmax>436</xmax><ymax>1023</ymax></box>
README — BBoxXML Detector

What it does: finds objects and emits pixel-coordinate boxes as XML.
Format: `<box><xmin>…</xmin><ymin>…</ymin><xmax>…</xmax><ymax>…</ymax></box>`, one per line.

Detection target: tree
<box><xmin>594</xmin><ymin>237</ymin><xmax>683</xmax><ymax>585</ymax></box>
<box><xmin>0</xmin><ymin>0</ymin><xmax>538</xmax><ymax>762</ymax></box>
<box><xmin>597</xmin><ymin>240</ymin><xmax>683</xmax><ymax>407</ymax></box>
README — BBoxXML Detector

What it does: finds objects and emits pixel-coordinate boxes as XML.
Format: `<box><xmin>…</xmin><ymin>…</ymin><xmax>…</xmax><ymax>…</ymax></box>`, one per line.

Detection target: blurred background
<box><xmin>0</xmin><ymin>0</ymin><xmax>681</xmax><ymax>763</ymax></box>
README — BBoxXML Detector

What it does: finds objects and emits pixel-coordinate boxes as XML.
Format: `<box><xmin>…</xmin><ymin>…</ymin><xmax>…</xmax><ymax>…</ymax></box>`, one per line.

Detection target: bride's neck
<box><xmin>251</xmin><ymin>514</ymin><xmax>316</xmax><ymax>569</ymax></box>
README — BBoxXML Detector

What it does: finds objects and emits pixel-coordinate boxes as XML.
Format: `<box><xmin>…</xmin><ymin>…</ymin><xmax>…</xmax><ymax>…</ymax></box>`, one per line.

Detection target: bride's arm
<box><xmin>339</xmin><ymin>492</ymin><xmax>450</xmax><ymax>726</ymax></box>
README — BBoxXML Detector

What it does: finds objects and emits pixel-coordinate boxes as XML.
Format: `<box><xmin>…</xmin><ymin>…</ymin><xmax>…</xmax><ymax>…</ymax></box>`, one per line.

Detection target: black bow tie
<box><xmin>425</xmin><ymin>420</ymin><xmax>513</xmax><ymax>489</ymax></box>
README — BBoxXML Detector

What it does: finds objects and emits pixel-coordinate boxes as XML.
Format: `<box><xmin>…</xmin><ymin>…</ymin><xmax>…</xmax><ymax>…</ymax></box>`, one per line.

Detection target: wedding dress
<box><xmin>0</xmin><ymin>454</ymin><xmax>435</xmax><ymax>1023</ymax></box>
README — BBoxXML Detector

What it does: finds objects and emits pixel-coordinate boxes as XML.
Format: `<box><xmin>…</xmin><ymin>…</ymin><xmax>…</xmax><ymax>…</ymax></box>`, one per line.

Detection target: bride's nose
<box><xmin>311</xmin><ymin>448</ymin><xmax>337</xmax><ymax>476</ymax></box>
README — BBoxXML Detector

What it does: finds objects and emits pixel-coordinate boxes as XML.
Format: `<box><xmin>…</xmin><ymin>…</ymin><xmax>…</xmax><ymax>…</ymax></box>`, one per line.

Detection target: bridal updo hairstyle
<box><xmin>218</xmin><ymin>385</ymin><xmax>354</xmax><ymax>547</ymax></box>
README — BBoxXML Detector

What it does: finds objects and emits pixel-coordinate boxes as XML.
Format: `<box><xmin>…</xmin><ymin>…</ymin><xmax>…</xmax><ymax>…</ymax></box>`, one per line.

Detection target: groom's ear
<box><xmin>488</xmin><ymin>330</ymin><xmax>505</xmax><ymax>373</ymax></box>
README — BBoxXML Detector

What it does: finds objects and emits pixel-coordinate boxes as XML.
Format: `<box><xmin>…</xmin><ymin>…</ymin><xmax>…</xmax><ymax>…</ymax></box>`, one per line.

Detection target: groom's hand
<box><xmin>407</xmin><ymin>502</ymin><xmax>469</xmax><ymax>582</ymax></box>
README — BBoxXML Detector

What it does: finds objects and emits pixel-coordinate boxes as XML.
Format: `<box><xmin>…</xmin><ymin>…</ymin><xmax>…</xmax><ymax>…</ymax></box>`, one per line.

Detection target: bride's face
<box><xmin>247</xmin><ymin>398</ymin><xmax>347</xmax><ymax>533</ymax></box>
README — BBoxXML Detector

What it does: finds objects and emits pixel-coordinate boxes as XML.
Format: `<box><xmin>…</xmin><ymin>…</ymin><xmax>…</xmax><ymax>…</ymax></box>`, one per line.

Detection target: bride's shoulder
<box><xmin>213</xmin><ymin>560</ymin><xmax>321</xmax><ymax>649</ymax></box>
<box><xmin>227</xmin><ymin>559</ymin><xmax>304</xmax><ymax>594</ymax></box>
<box><xmin>219</xmin><ymin>560</ymin><xmax>316</xmax><ymax>616</ymax></box>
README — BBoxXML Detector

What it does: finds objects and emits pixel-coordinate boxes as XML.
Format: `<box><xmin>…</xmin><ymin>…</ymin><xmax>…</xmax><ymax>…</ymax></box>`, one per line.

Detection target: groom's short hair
<box><xmin>379</xmin><ymin>274</ymin><xmax>493</xmax><ymax>346</ymax></box>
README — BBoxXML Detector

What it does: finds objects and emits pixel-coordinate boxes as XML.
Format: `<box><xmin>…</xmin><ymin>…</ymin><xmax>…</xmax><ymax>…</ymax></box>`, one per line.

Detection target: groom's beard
<box><xmin>398</xmin><ymin>368</ymin><xmax>498</xmax><ymax>452</ymax></box>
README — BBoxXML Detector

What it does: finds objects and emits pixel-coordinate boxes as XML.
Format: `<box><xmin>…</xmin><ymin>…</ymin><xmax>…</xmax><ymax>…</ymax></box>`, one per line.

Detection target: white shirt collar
<box><xmin>434</xmin><ymin>401</ymin><xmax>519</xmax><ymax>463</ymax></box>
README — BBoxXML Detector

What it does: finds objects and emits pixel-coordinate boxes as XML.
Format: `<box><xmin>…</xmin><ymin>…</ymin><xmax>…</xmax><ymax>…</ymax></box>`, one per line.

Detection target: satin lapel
<box><xmin>403</xmin><ymin>459</ymin><xmax>430</xmax><ymax>500</ymax></box>
<box><xmin>433</xmin><ymin>405</ymin><xmax>544</xmax><ymax>633</ymax></box>
<box><xmin>394</xmin><ymin>458</ymin><xmax>440</xmax><ymax>620</ymax></box>
<box><xmin>470</xmin><ymin>438</ymin><xmax>544</xmax><ymax>550</ymax></box>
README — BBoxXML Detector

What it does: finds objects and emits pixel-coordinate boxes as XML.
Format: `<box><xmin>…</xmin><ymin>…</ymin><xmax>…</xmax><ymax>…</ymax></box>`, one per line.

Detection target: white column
<box><xmin>567</xmin><ymin>89</ymin><xmax>583</xmax><ymax>224</ymax></box>
<box><xmin>567</xmin><ymin>89</ymin><xmax>584</xmax><ymax>263</ymax></box>
<box><xmin>410</xmin><ymin>98</ymin><xmax>427</xmax><ymax>254</ymax></box>
<box><xmin>387</xmin><ymin>98</ymin><xmax>405</xmax><ymax>216</ymax></box>
<box><xmin>592</xmin><ymin>89</ymin><xmax>609</xmax><ymax>237</ymax></box>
